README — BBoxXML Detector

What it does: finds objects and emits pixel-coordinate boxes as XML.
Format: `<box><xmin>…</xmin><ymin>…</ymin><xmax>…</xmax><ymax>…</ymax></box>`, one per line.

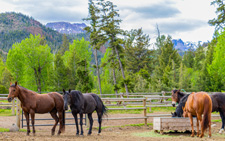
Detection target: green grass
<box><xmin>133</xmin><ymin>131</ymin><xmax>174</xmax><ymax>138</ymax></box>
<box><xmin>0</xmin><ymin>128</ymin><xmax>26</xmax><ymax>132</ymax></box>
<box><xmin>212</xmin><ymin>119</ymin><xmax>221</xmax><ymax>122</ymax></box>
<box><xmin>96</xmin><ymin>123</ymin><xmax>153</xmax><ymax>130</ymax></box>
<box><xmin>0</xmin><ymin>109</ymin><xmax>15</xmax><ymax>116</ymax></box>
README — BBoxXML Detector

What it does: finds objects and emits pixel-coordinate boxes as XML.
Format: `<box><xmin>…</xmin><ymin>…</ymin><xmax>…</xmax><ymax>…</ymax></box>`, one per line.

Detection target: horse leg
<box><xmin>72</xmin><ymin>112</ymin><xmax>79</xmax><ymax>135</ymax></box>
<box><xmin>87</xmin><ymin>113</ymin><xmax>93</xmax><ymax>135</ymax></box>
<box><xmin>97</xmin><ymin>111</ymin><xmax>102</xmax><ymax>135</ymax></box>
<box><xmin>57</xmin><ymin>111</ymin><xmax>63</xmax><ymax>135</ymax></box>
<box><xmin>196</xmin><ymin>114</ymin><xmax>202</xmax><ymax>137</ymax></box>
<box><xmin>208</xmin><ymin>113</ymin><xmax>212</xmax><ymax>138</ymax></box>
<box><xmin>188</xmin><ymin>113</ymin><xmax>194</xmax><ymax>137</ymax></box>
<box><xmin>219</xmin><ymin>110</ymin><xmax>225</xmax><ymax>134</ymax></box>
<box><xmin>50</xmin><ymin>109</ymin><xmax>59</xmax><ymax>136</ymax></box>
<box><xmin>30</xmin><ymin>110</ymin><xmax>36</xmax><ymax>136</ymax></box>
<box><xmin>24</xmin><ymin>111</ymin><xmax>30</xmax><ymax>136</ymax></box>
<box><xmin>79</xmin><ymin>113</ymin><xmax>84</xmax><ymax>135</ymax></box>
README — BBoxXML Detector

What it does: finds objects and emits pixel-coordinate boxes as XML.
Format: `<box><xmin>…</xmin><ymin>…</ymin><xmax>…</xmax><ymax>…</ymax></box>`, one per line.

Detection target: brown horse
<box><xmin>183</xmin><ymin>92</ymin><xmax>212</xmax><ymax>138</ymax></box>
<box><xmin>7</xmin><ymin>82</ymin><xmax>65</xmax><ymax>136</ymax></box>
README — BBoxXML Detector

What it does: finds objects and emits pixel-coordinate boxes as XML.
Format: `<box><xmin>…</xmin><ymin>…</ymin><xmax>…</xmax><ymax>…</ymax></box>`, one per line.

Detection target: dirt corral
<box><xmin>0</xmin><ymin>113</ymin><xmax>225</xmax><ymax>141</ymax></box>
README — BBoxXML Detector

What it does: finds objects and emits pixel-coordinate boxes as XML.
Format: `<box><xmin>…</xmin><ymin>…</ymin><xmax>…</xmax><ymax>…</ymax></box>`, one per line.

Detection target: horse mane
<box><xmin>173</xmin><ymin>94</ymin><xmax>190</xmax><ymax>117</ymax></box>
<box><xmin>70</xmin><ymin>90</ymin><xmax>84</xmax><ymax>108</ymax></box>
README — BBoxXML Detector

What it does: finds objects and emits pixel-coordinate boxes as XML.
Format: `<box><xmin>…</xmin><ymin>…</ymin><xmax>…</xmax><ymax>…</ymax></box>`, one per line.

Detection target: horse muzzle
<box><xmin>64</xmin><ymin>105</ymin><xmax>68</xmax><ymax>111</ymax></box>
<box><xmin>172</xmin><ymin>101</ymin><xmax>176</xmax><ymax>107</ymax></box>
<box><xmin>8</xmin><ymin>97</ymin><xmax>13</xmax><ymax>102</ymax></box>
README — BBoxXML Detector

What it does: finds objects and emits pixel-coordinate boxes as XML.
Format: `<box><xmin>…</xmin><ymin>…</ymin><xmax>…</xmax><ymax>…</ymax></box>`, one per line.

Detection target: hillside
<box><xmin>0</xmin><ymin>12</ymin><xmax>73</xmax><ymax>53</ymax></box>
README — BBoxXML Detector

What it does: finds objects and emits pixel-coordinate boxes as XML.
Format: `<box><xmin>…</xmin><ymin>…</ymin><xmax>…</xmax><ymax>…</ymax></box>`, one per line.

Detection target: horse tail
<box><xmin>91</xmin><ymin>94</ymin><xmax>108</xmax><ymax>117</ymax></box>
<box><xmin>202</xmin><ymin>95</ymin><xmax>212</xmax><ymax>131</ymax></box>
<box><xmin>102</xmin><ymin>102</ymin><xmax>108</xmax><ymax>117</ymax></box>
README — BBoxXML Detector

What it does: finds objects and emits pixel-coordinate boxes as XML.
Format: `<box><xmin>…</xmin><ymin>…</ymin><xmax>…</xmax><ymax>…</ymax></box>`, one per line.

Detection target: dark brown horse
<box><xmin>7</xmin><ymin>82</ymin><xmax>65</xmax><ymax>136</ymax></box>
<box><xmin>183</xmin><ymin>92</ymin><xmax>212</xmax><ymax>138</ymax></box>
<box><xmin>63</xmin><ymin>89</ymin><xmax>107</xmax><ymax>135</ymax></box>
<box><xmin>171</xmin><ymin>89</ymin><xmax>225</xmax><ymax>134</ymax></box>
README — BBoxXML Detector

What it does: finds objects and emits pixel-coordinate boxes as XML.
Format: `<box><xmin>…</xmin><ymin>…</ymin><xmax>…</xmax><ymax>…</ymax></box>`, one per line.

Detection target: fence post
<box><xmin>16</xmin><ymin>98</ymin><xmax>21</xmax><ymax>129</ymax></box>
<box><xmin>143</xmin><ymin>98</ymin><xmax>147</xmax><ymax>126</ymax></box>
<box><xmin>161</xmin><ymin>91</ymin><xmax>165</xmax><ymax>102</ymax></box>
<box><xmin>12</xmin><ymin>99</ymin><xmax>15</xmax><ymax>115</ymax></box>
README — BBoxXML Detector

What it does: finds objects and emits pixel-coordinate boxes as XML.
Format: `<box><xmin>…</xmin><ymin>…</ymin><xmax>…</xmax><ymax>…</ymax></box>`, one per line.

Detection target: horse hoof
<box><xmin>208</xmin><ymin>135</ymin><xmax>211</xmax><ymax>138</ymax></box>
<box><xmin>98</xmin><ymin>133</ymin><xmax>101</xmax><ymax>136</ymax></box>
<box><xmin>219</xmin><ymin>129</ymin><xmax>224</xmax><ymax>134</ymax></box>
<box><xmin>190</xmin><ymin>134</ymin><xmax>194</xmax><ymax>137</ymax></box>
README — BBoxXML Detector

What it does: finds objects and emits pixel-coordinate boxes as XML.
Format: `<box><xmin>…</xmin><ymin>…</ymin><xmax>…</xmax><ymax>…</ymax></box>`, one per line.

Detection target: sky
<box><xmin>0</xmin><ymin>0</ymin><xmax>218</xmax><ymax>44</ymax></box>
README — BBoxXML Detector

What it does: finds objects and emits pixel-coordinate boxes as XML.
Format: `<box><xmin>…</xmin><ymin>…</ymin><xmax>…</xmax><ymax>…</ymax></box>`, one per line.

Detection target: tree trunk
<box><xmin>114</xmin><ymin>47</ymin><xmax>129</xmax><ymax>95</ymax></box>
<box><xmin>111</xmin><ymin>56</ymin><xmax>118</xmax><ymax>97</ymax></box>
<box><xmin>94</xmin><ymin>48</ymin><xmax>102</xmax><ymax>96</ymax></box>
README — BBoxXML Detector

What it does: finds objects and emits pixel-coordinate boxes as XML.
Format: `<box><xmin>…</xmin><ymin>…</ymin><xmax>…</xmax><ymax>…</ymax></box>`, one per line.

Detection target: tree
<box><xmin>63</xmin><ymin>38</ymin><xmax>93</xmax><ymax>92</ymax></box>
<box><xmin>59</xmin><ymin>34</ymin><xmax>70</xmax><ymax>55</ymax></box>
<box><xmin>207</xmin><ymin>30</ymin><xmax>225</xmax><ymax>91</ymax></box>
<box><xmin>6</xmin><ymin>34</ymin><xmax>53</xmax><ymax>93</ymax></box>
<box><xmin>101</xmin><ymin>0</ymin><xmax>129</xmax><ymax>94</ymax></box>
<box><xmin>84</xmin><ymin>0</ymin><xmax>105</xmax><ymax>95</ymax></box>
<box><xmin>124</xmin><ymin>28</ymin><xmax>154</xmax><ymax>73</ymax></box>
<box><xmin>54</xmin><ymin>53</ymin><xmax>69</xmax><ymax>91</ymax></box>
<box><xmin>182</xmin><ymin>48</ymin><xmax>195</xmax><ymax>68</ymax></box>
<box><xmin>208</xmin><ymin>0</ymin><xmax>225</xmax><ymax>30</ymax></box>
<box><xmin>151</xmin><ymin>35</ymin><xmax>181</xmax><ymax>91</ymax></box>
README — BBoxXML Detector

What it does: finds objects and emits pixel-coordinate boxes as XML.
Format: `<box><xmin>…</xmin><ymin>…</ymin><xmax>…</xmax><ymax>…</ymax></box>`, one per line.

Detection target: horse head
<box><xmin>8</xmin><ymin>82</ymin><xmax>19</xmax><ymax>102</ymax></box>
<box><xmin>171</xmin><ymin>112</ymin><xmax>177</xmax><ymax>117</ymax></box>
<box><xmin>171</xmin><ymin>89</ymin><xmax>180</xmax><ymax>107</ymax></box>
<box><xmin>63</xmin><ymin>89</ymin><xmax>71</xmax><ymax>111</ymax></box>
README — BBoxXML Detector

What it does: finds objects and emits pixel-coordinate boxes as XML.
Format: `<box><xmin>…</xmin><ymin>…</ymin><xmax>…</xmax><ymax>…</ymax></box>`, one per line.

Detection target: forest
<box><xmin>0</xmin><ymin>0</ymin><xmax>225</xmax><ymax>94</ymax></box>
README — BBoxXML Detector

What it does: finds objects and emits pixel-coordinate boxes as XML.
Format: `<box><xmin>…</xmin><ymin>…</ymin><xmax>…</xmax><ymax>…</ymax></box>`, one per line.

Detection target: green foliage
<box><xmin>6</xmin><ymin>34</ymin><xmax>53</xmax><ymax>93</ymax></box>
<box><xmin>0</xmin><ymin>84</ymin><xmax>8</xmax><ymax>93</ymax></box>
<box><xmin>64</xmin><ymin>38</ymin><xmax>93</xmax><ymax>92</ymax></box>
<box><xmin>208</xmin><ymin>0</ymin><xmax>225</xmax><ymax>30</ymax></box>
<box><xmin>208</xmin><ymin>29</ymin><xmax>225</xmax><ymax>91</ymax></box>
<box><xmin>124</xmin><ymin>28</ymin><xmax>154</xmax><ymax>73</ymax></box>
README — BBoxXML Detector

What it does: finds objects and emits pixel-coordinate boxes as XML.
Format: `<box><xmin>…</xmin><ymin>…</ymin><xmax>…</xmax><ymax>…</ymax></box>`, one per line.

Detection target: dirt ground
<box><xmin>1</xmin><ymin>112</ymin><xmax>225</xmax><ymax>141</ymax></box>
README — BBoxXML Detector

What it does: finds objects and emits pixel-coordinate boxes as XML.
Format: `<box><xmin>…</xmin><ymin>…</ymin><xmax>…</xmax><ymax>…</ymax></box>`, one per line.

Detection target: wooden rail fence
<box><xmin>1</xmin><ymin>92</ymin><xmax>221</xmax><ymax>129</ymax></box>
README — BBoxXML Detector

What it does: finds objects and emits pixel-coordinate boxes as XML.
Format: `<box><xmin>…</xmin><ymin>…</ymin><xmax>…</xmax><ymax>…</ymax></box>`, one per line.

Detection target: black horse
<box><xmin>171</xmin><ymin>93</ymin><xmax>190</xmax><ymax>117</ymax></box>
<box><xmin>171</xmin><ymin>89</ymin><xmax>225</xmax><ymax>133</ymax></box>
<box><xmin>63</xmin><ymin>89</ymin><xmax>107</xmax><ymax>135</ymax></box>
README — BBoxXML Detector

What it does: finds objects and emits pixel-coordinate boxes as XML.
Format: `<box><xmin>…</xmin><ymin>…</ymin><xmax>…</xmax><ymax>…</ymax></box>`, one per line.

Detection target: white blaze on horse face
<box><xmin>172</xmin><ymin>101</ymin><xmax>176</xmax><ymax>105</ymax></box>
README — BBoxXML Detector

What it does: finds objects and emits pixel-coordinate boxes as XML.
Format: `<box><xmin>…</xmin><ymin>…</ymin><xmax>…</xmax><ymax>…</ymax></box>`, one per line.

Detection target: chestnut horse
<box><xmin>7</xmin><ymin>82</ymin><xmax>65</xmax><ymax>136</ymax></box>
<box><xmin>172</xmin><ymin>89</ymin><xmax>225</xmax><ymax>134</ymax></box>
<box><xmin>182</xmin><ymin>92</ymin><xmax>212</xmax><ymax>138</ymax></box>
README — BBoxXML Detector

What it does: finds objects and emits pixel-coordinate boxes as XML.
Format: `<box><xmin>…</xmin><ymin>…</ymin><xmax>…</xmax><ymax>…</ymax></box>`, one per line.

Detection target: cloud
<box><xmin>2</xmin><ymin>0</ymin><xmax>88</xmax><ymax>23</ymax></box>
<box><xmin>158</xmin><ymin>19</ymin><xmax>207</xmax><ymax>34</ymax></box>
<box><xmin>126</xmin><ymin>1</ymin><xmax>180</xmax><ymax>19</ymax></box>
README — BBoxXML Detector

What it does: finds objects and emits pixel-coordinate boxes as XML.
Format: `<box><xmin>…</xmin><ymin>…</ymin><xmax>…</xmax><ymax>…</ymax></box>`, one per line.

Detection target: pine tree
<box><xmin>124</xmin><ymin>28</ymin><xmax>154</xmax><ymax>73</ymax></box>
<box><xmin>84</xmin><ymin>0</ymin><xmax>105</xmax><ymax>95</ymax></box>
<box><xmin>101</xmin><ymin>0</ymin><xmax>129</xmax><ymax>94</ymax></box>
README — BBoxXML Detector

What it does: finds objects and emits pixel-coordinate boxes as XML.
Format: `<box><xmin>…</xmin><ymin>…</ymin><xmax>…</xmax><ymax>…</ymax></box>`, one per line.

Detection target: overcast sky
<box><xmin>0</xmin><ymin>0</ymin><xmax>217</xmax><ymax>43</ymax></box>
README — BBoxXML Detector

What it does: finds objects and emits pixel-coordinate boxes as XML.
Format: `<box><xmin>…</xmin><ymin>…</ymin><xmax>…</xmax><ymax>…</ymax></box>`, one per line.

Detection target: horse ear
<box><xmin>15</xmin><ymin>81</ymin><xmax>17</xmax><ymax>86</ymax></box>
<box><xmin>178</xmin><ymin>89</ymin><xmax>180</xmax><ymax>92</ymax></box>
<box><xmin>10</xmin><ymin>82</ymin><xmax>12</xmax><ymax>86</ymax></box>
<box><xmin>63</xmin><ymin>89</ymin><xmax>65</xmax><ymax>94</ymax></box>
<box><xmin>69</xmin><ymin>89</ymin><xmax>71</xmax><ymax>93</ymax></box>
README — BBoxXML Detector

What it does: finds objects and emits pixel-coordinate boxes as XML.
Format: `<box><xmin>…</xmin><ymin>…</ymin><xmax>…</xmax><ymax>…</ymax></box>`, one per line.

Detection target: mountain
<box><xmin>172</xmin><ymin>39</ymin><xmax>199</xmax><ymax>56</ymax></box>
<box><xmin>0</xmin><ymin>12</ymin><xmax>74</xmax><ymax>53</ymax></box>
<box><xmin>172</xmin><ymin>39</ymin><xmax>188</xmax><ymax>51</ymax></box>
<box><xmin>46</xmin><ymin>22</ymin><xmax>87</xmax><ymax>34</ymax></box>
